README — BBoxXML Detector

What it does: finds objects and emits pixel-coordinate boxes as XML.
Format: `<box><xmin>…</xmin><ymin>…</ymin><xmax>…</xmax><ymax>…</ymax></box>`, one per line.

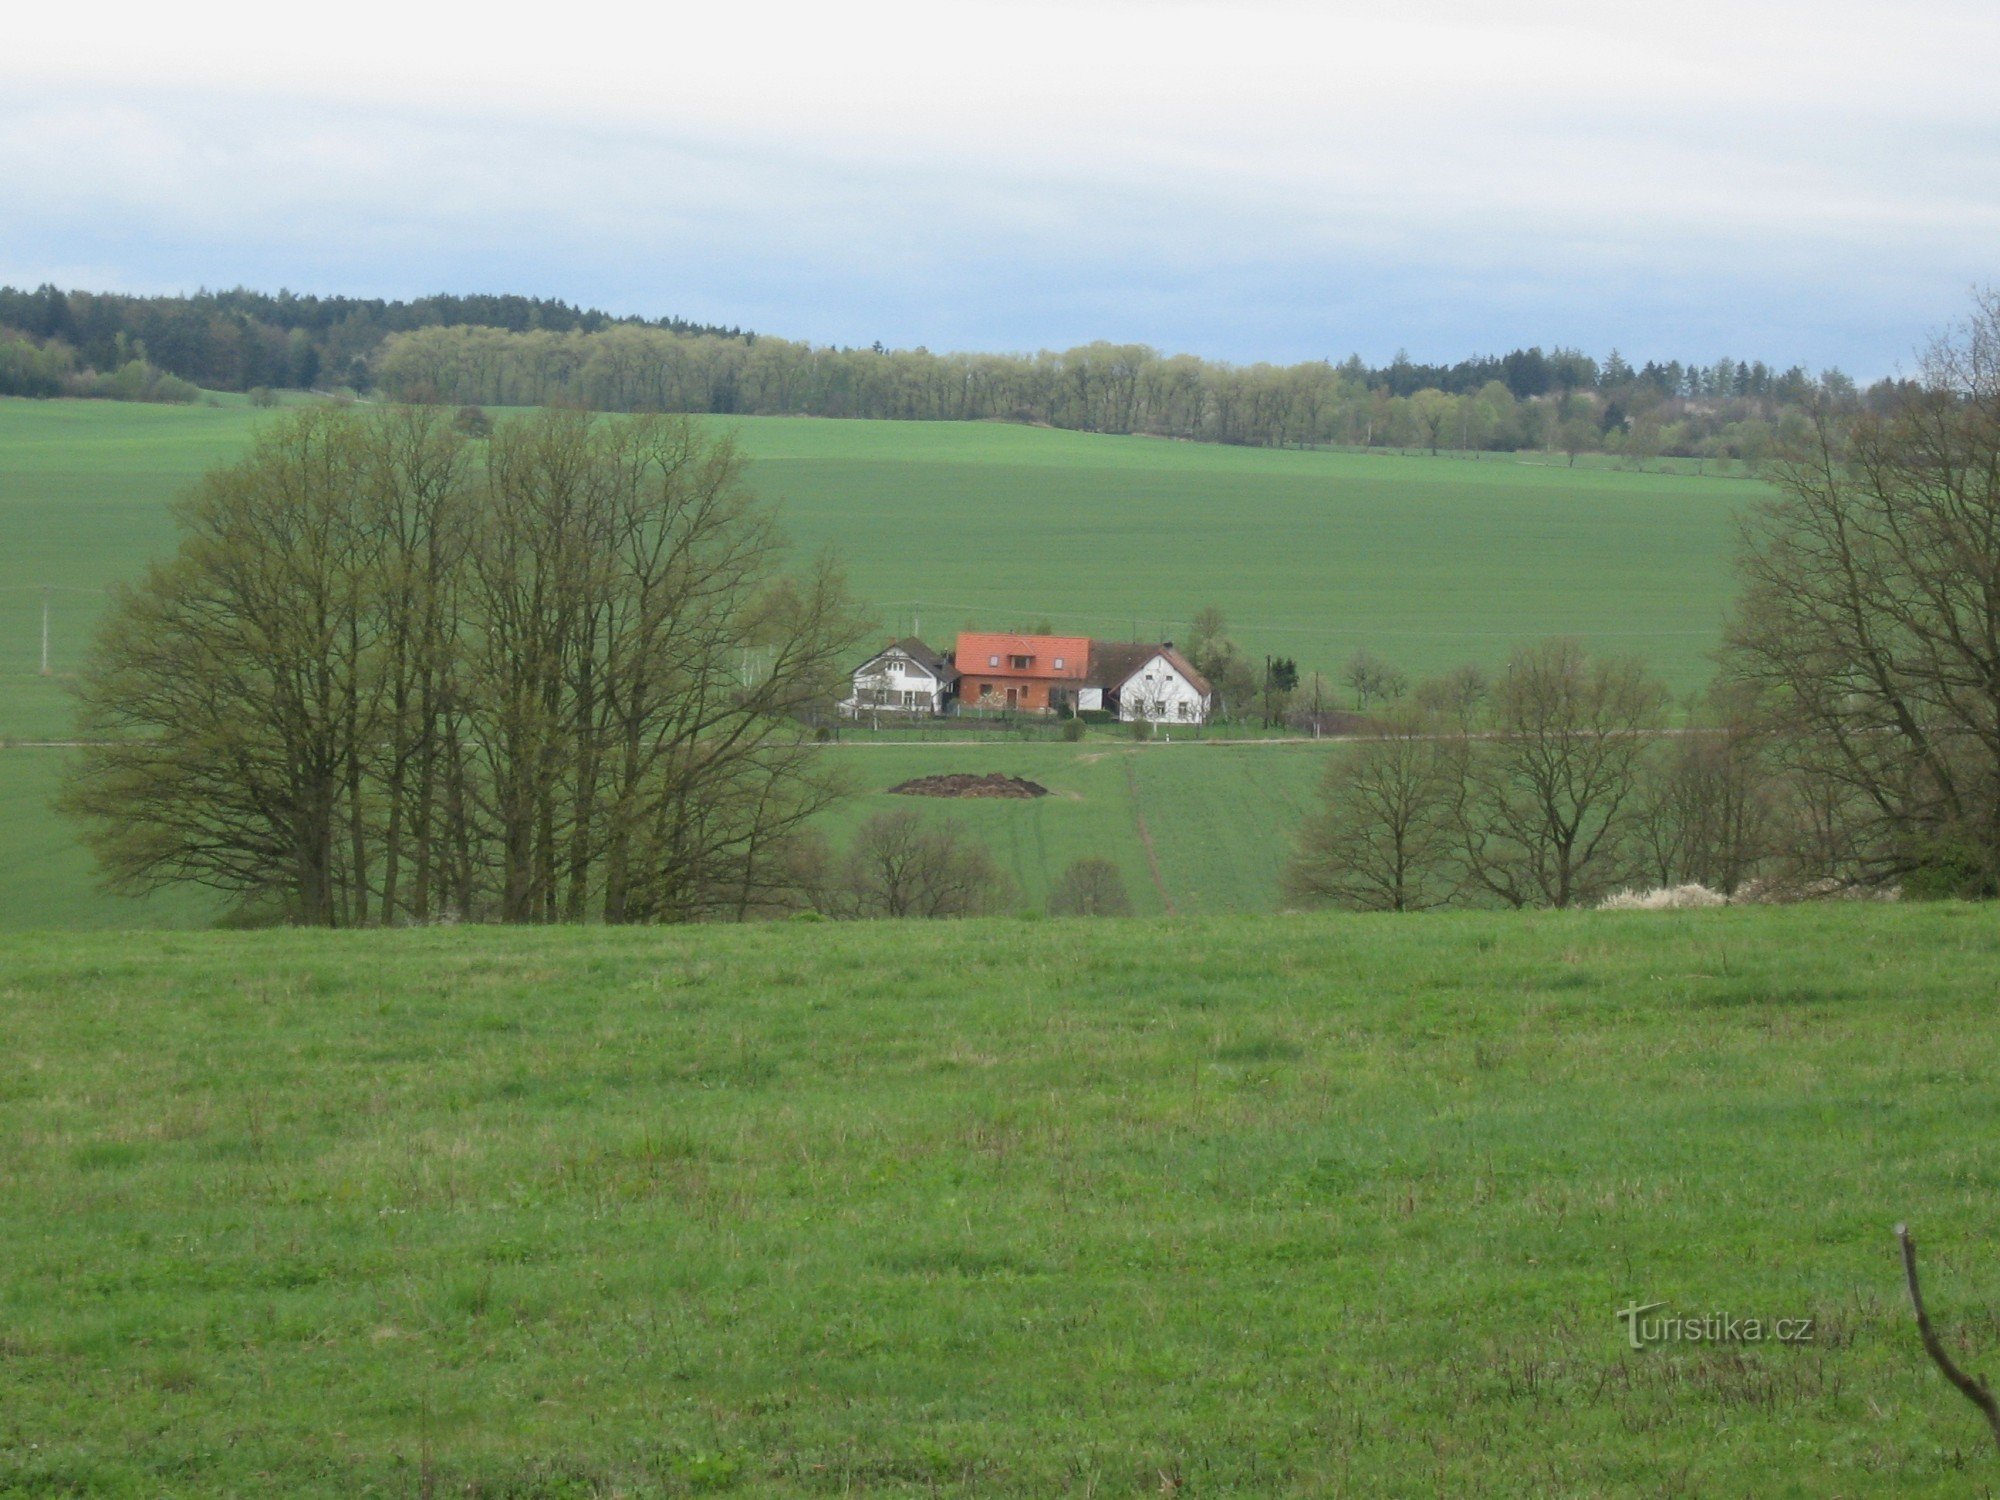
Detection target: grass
<box><xmin>0</xmin><ymin>735</ymin><xmax>1336</xmax><ymax>930</ymax></box>
<box><xmin>0</xmin><ymin>397</ymin><xmax>1764</xmax><ymax>929</ymax></box>
<box><xmin>3</xmin><ymin>903</ymin><xmax>1999</xmax><ymax>1493</ymax></box>
<box><xmin>0</xmin><ymin>397</ymin><xmax>1760</xmax><ymax>697</ymax></box>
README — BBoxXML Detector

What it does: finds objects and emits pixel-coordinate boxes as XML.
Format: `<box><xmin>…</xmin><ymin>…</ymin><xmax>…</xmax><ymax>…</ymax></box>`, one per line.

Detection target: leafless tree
<box><xmin>1342</xmin><ymin>649</ymin><xmax>1409</xmax><ymax>712</ymax></box>
<box><xmin>64</xmin><ymin>406</ymin><xmax>865</xmax><ymax>926</ymax></box>
<box><xmin>1631</xmin><ymin>686</ymin><xmax>1777</xmax><ymax>895</ymax></box>
<box><xmin>65</xmin><ymin>407</ymin><xmax>388</xmax><ymax>924</ymax></box>
<box><xmin>1456</xmin><ymin>639</ymin><xmax>1667</xmax><ymax>908</ymax></box>
<box><xmin>1049</xmin><ymin>856</ymin><xmax>1133</xmax><ymax>916</ymax></box>
<box><xmin>838</xmin><ymin>809</ymin><xmax>1009</xmax><ymax>918</ymax></box>
<box><xmin>1414</xmin><ymin>663</ymin><xmax>1490</xmax><ymax>731</ymax></box>
<box><xmin>1726</xmin><ymin>291</ymin><xmax>2000</xmax><ymax>896</ymax></box>
<box><xmin>1285</xmin><ymin>707</ymin><xmax>1465</xmax><ymax>911</ymax></box>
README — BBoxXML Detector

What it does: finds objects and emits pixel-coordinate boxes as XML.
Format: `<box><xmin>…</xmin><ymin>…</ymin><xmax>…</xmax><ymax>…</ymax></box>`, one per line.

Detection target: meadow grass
<box><xmin>3</xmin><ymin>904</ymin><xmax>1999</xmax><ymax>1494</ymax></box>
<box><xmin>0</xmin><ymin>398</ymin><xmax>1760</xmax><ymax>931</ymax></box>
<box><xmin>0</xmin><ymin>735</ymin><xmax>1336</xmax><ymax>930</ymax></box>
<box><xmin>0</xmin><ymin>398</ymin><xmax>1759</xmax><ymax>698</ymax></box>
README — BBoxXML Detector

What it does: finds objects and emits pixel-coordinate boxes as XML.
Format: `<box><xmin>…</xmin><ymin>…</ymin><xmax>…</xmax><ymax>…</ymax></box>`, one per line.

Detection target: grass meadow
<box><xmin>3</xmin><ymin>905</ymin><xmax>1999</xmax><ymax>1494</ymax></box>
<box><xmin>0</xmin><ymin>398</ymin><xmax>1759</xmax><ymax>928</ymax></box>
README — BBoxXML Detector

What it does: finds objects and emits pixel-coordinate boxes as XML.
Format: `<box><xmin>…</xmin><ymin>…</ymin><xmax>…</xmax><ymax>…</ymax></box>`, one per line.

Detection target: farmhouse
<box><xmin>1083</xmin><ymin>641</ymin><xmax>1214</xmax><ymax>723</ymax></box>
<box><xmin>840</xmin><ymin>630</ymin><xmax>1215</xmax><ymax>723</ymax></box>
<box><xmin>954</xmin><ymin>631</ymin><xmax>1093</xmax><ymax>714</ymax></box>
<box><xmin>838</xmin><ymin>637</ymin><xmax>959</xmax><ymax>716</ymax></box>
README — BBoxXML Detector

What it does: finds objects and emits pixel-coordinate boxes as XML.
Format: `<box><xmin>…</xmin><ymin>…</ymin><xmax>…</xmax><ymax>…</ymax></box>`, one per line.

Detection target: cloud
<box><xmin>1</xmin><ymin>0</ymin><xmax>1995</xmax><ymax>371</ymax></box>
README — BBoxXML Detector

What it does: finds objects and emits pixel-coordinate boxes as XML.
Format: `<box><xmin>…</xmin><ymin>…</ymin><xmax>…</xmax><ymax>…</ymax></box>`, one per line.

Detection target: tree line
<box><xmin>2</xmin><ymin>281</ymin><xmax>1909</xmax><ymax>462</ymax></box>
<box><xmin>370</xmin><ymin>324</ymin><xmax>1868</xmax><ymax>461</ymax></box>
<box><xmin>1286</xmin><ymin>294</ymin><xmax>2000</xmax><ymax>910</ymax></box>
<box><xmin>63</xmin><ymin>406</ymin><xmax>864</xmax><ymax>926</ymax></box>
<box><xmin>0</xmin><ymin>284</ymin><xmax>742</xmax><ymax>397</ymax></box>
<box><xmin>0</xmin><ymin>326</ymin><xmax>200</xmax><ymax>403</ymax></box>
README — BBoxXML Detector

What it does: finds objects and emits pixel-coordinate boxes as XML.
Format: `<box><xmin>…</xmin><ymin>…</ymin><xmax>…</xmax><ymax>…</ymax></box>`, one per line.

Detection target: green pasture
<box><xmin>4</xmin><ymin>904</ymin><xmax>1999</xmax><ymax>1493</ymax></box>
<box><xmin>0</xmin><ymin>736</ymin><xmax>1334</xmax><ymax>930</ymax></box>
<box><xmin>821</xmin><ymin>739</ymin><xmax>1333</xmax><ymax>918</ymax></box>
<box><xmin>0</xmin><ymin>397</ymin><xmax>1762</xmax><ymax>927</ymax></box>
<box><xmin>0</xmin><ymin>396</ymin><xmax>1759</xmax><ymax>706</ymax></box>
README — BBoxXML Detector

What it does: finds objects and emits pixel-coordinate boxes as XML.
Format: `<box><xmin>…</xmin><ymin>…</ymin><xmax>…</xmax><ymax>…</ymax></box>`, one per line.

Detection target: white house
<box><xmin>839</xmin><ymin>638</ymin><xmax>959</xmax><ymax>717</ymax></box>
<box><xmin>1085</xmin><ymin>642</ymin><xmax>1214</xmax><ymax>724</ymax></box>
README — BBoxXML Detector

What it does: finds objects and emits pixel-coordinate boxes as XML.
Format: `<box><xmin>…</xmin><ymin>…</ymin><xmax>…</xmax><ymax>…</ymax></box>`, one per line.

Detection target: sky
<box><xmin>2</xmin><ymin>0</ymin><xmax>1996</xmax><ymax>376</ymax></box>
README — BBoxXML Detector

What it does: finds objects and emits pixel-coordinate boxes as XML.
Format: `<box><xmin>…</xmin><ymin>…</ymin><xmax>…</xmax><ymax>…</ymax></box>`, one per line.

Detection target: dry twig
<box><xmin>1896</xmin><ymin>1222</ymin><xmax>2000</xmax><ymax>1454</ymax></box>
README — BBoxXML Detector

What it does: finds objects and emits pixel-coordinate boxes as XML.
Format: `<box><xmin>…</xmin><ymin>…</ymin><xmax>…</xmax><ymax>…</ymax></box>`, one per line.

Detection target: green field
<box><xmin>3</xmin><ymin>905</ymin><xmax>1997</xmax><ymax>1493</ymax></box>
<box><xmin>0</xmin><ymin>398</ymin><xmax>1759</xmax><ymax>700</ymax></box>
<box><xmin>0</xmin><ymin>398</ymin><xmax>1763</xmax><ymax>928</ymax></box>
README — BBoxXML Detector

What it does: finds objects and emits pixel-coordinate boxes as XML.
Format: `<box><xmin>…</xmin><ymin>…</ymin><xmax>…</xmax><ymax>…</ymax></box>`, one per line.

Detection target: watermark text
<box><xmin>1615</xmin><ymin>1300</ymin><xmax>1815</xmax><ymax>1350</ymax></box>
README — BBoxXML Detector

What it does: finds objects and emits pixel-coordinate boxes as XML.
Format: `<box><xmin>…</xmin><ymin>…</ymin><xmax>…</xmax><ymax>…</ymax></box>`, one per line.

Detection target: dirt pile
<box><xmin>887</xmin><ymin>772</ymin><xmax>1050</xmax><ymax>800</ymax></box>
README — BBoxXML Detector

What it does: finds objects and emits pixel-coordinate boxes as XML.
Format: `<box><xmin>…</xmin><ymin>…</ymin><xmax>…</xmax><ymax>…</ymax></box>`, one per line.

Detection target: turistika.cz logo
<box><xmin>1615</xmin><ymin>1301</ymin><xmax>1816</xmax><ymax>1350</ymax></box>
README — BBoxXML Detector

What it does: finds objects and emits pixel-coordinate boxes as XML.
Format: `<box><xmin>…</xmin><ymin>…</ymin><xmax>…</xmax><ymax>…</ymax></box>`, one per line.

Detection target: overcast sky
<box><xmin>3</xmin><ymin>0</ymin><xmax>1995</xmax><ymax>373</ymax></box>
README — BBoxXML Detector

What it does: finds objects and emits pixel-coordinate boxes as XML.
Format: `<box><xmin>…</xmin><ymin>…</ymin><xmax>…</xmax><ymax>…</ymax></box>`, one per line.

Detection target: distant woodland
<box><xmin>0</xmin><ymin>282</ymin><xmax>1903</xmax><ymax>460</ymax></box>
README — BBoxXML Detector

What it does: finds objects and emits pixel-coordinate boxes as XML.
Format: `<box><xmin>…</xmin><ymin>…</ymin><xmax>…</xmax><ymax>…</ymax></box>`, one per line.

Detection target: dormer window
<box><xmin>1010</xmin><ymin>655</ymin><xmax>1033</xmax><ymax>670</ymax></box>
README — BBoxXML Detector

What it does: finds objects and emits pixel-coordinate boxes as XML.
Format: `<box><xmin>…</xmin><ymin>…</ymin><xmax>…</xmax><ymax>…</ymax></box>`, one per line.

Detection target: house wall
<box><xmin>1116</xmin><ymin>655</ymin><xmax>1210</xmax><ymax>723</ymax></box>
<box><xmin>844</xmin><ymin>656</ymin><xmax>944</xmax><ymax>714</ymax></box>
<box><xmin>960</xmin><ymin>676</ymin><xmax>1069</xmax><ymax>712</ymax></box>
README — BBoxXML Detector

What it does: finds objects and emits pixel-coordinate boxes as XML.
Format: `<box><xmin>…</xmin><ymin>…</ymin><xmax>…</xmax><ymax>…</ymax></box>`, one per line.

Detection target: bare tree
<box><xmin>1413</xmin><ymin>664</ymin><xmax>1490</xmax><ymax>731</ymax></box>
<box><xmin>838</xmin><ymin>809</ymin><xmax>1009</xmax><ymax>918</ymax></box>
<box><xmin>1727</xmin><ymin>291</ymin><xmax>2000</xmax><ymax>895</ymax></box>
<box><xmin>1631</xmin><ymin>686</ymin><xmax>1777</xmax><ymax>895</ymax></box>
<box><xmin>1342</xmin><ymin>650</ymin><xmax>1409</xmax><ymax>712</ymax></box>
<box><xmin>64</xmin><ymin>407</ymin><xmax>388</xmax><ymax>924</ymax></box>
<box><xmin>1285</xmin><ymin>707</ymin><xmax>1465</xmax><ymax>911</ymax></box>
<box><xmin>64</xmin><ymin>405</ymin><xmax>865</xmax><ymax>927</ymax></box>
<box><xmin>1049</xmin><ymin>856</ymin><xmax>1133</xmax><ymax>916</ymax></box>
<box><xmin>1457</xmin><ymin>639</ymin><xmax>1667</xmax><ymax>908</ymax></box>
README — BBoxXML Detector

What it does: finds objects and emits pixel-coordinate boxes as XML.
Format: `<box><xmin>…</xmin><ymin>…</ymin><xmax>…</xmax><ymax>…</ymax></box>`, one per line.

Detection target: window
<box><xmin>988</xmin><ymin>654</ymin><xmax>1000</xmax><ymax>667</ymax></box>
<box><xmin>1010</xmin><ymin>655</ymin><xmax>1033</xmax><ymax>670</ymax></box>
<box><xmin>1053</xmin><ymin>656</ymin><xmax>1065</xmax><ymax>669</ymax></box>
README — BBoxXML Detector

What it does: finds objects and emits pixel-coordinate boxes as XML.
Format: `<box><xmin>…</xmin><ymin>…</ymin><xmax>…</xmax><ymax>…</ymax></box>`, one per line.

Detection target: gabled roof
<box><xmin>1087</xmin><ymin>641</ymin><xmax>1213</xmax><ymax>698</ymax></box>
<box><xmin>855</xmin><ymin>637</ymin><xmax>959</xmax><ymax>683</ymax></box>
<box><xmin>955</xmin><ymin>632</ymin><xmax>1092</xmax><ymax>681</ymax></box>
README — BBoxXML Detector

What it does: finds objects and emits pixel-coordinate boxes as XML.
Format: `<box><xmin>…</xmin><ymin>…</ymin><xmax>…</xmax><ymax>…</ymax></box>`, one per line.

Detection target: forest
<box><xmin>0</xmin><ymin>282</ymin><xmax>1908</xmax><ymax>459</ymax></box>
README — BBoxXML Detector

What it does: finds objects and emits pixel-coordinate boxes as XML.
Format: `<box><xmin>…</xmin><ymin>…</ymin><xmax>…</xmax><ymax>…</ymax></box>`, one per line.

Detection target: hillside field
<box><xmin>0</xmin><ymin>738</ymin><xmax>1333</xmax><ymax>929</ymax></box>
<box><xmin>3</xmin><ymin>904</ymin><xmax>1998</xmax><ymax>1494</ymax></box>
<box><xmin>0</xmin><ymin>398</ymin><xmax>1762</xmax><ymax>928</ymax></box>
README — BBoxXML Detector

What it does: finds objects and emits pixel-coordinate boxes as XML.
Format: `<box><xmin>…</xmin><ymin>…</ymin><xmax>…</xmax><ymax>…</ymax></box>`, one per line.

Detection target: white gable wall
<box><xmin>1116</xmin><ymin>654</ymin><xmax>1209</xmax><ymax>723</ymax></box>
<box><xmin>842</xmin><ymin>650</ymin><xmax>948</xmax><ymax>715</ymax></box>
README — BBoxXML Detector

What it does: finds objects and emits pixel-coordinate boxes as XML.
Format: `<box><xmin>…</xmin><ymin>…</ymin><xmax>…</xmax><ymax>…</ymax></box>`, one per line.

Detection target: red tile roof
<box><xmin>954</xmin><ymin>632</ymin><xmax>1093</xmax><ymax>681</ymax></box>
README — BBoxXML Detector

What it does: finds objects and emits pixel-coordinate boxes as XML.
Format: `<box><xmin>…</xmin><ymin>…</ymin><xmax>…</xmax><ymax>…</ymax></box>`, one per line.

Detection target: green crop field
<box><xmin>0</xmin><ymin>397</ymin><xmax>1764</xmax><ymax>929</ymax></box>
<box><xmin>3</xmin><ymin>905</ymin><xmax>1998</xmax><ymax>1494</ymax></box>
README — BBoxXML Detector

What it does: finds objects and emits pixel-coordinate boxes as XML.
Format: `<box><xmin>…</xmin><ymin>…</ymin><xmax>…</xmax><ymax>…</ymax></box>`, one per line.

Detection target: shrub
<box><xmin>1048</xmin><ymin>857</ymin><xmax>1133</xmax><ymax>917</ymax></box>
<box><xmin>837</xmin><ymin>809</ymin><xmax>1010</xmax><ymax>918</ymax></box>
<box><xmin>1597</xmin><ymin>884</ymin><xmax>1728</xmax><ymax>911</ymax></box>
<box><xmin>1061</xmin><ymin>717</ymin><xmax>1086</xmax><ymax>742</ymax></box>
